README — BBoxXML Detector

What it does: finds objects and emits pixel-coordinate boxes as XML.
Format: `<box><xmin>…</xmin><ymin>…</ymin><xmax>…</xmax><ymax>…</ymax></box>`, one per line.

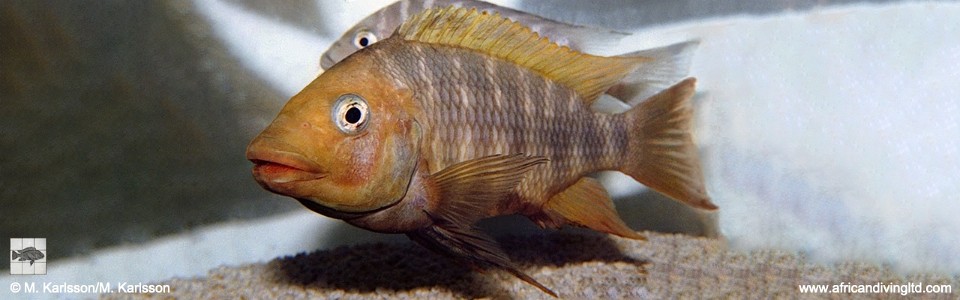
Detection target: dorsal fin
<box><xmin>397</xmin><ymin>6</ymin><xmax>650</xmax><ymax>104</ymax></box>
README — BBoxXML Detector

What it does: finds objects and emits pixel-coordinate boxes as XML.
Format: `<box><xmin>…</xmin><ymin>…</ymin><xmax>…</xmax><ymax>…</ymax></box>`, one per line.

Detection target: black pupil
<box><xmin>345</xmin><ymin>106</ymin><xmax>362</xmax><ymax>124</ymax></box>
<box><xmin>358</xmin><ymin>37</ymin><xmax>369</xmax><ymax>47</ymax></box>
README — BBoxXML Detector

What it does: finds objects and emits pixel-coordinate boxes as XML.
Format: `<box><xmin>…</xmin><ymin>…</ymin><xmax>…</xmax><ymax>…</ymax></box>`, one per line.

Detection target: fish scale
<box><xmin>373</xmin><ymin>40</ymin><xmax>625</xmax><ymax>213</ymax></box>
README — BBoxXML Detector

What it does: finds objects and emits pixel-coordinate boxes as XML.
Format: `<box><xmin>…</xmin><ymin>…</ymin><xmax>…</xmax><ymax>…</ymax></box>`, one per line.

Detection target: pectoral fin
<box><xmin>542</xmin><ymin>177</ymin><xmax>645</xmax><ymax>240</ymax></box>
<box><xmin>431</xmin><ymin>154</ymin><xmax>547</xmax><ymax>225</ymax></box>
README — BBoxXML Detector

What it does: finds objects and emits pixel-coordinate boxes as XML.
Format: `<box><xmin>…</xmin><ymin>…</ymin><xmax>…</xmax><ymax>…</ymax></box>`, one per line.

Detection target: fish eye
<box><xmin>353</xmin><ymin>30</ymin><xmax>378</xmax><ymax>49</ymax></box>
<box><xmin>332</xmin><ymin>94</ymin><xmax>369</xmax><ymax>134</ymax></box>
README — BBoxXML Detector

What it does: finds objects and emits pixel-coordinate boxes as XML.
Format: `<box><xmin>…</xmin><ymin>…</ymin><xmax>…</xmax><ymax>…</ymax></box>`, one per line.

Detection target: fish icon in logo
<box><xmin>12</xmin><ymin>247</ymin><xmax>44</xmax><ymax>265</ymax></box>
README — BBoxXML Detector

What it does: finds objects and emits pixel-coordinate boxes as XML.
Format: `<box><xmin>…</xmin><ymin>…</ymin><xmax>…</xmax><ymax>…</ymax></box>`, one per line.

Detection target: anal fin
<box><xmin>542</xmin><ymin>177</ymin><xmax>645</xmax><ymax>240</ymax></box>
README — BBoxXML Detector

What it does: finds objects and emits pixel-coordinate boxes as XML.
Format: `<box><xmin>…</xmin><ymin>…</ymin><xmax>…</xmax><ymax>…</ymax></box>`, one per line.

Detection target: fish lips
<box><xmin>247</xmin><ymin>148</ymin><xmax>326</xmax><ymax>192</ymax></box>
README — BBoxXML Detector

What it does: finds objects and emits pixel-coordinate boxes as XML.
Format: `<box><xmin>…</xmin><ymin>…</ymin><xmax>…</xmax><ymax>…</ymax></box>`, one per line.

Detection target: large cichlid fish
<box><xmin>320</xmin><ymin>0</ymin><xmax>630</xmax><ymax>71</ymax></box>
<box><xmin>322</xmin><ymin>0</ymin><xmax>698</xmax><ymax>108</ymax></box>
<box><xmin>247</xmin><ymin>6</ymin><xmax>716</xmax><ymax>296</ymax></box>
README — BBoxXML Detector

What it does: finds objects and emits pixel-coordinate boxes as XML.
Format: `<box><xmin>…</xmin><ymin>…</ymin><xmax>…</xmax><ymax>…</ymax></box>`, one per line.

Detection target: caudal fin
<box><xmin>605</xmin><ymin>41</ymin><xmax>699</xmax><ymax>107</ymax></box>
<box><xmin>12</xmin><ymin>250</ymin><xmax>19</xmax><ymax>260</ymax></box>
<box><xmin>623</xmin><ymin>78</ymin><xmax>716</xmax><ymax>210</ymax></box>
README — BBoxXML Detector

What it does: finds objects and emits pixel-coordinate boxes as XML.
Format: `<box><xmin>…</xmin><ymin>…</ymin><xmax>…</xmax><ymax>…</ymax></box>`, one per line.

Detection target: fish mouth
<box><xmin>251</xmin><ymin>160</ymin><xmax>326</xmax><ymax>184</ymax></box>
<box><xmin>320</xmin><ymin>53</ymin><xmax>337</xmax><ymax>71</ymax></box>
<box><xmin>246</xmin><ymin>144</ymin><xmax>326</xmax><ymax>185</ymax></box>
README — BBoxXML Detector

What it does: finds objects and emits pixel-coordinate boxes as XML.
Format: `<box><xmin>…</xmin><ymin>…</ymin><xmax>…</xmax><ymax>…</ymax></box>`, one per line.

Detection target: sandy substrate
<box><xmin>100</xmin><ymin>231</ymin><xmax>957</xmax><ymax>299</ymax></box>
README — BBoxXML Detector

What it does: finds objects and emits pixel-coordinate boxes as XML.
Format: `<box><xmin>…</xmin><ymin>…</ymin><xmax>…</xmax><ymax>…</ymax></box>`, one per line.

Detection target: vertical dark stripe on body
<box><xmin>507</xmin><ymin>61</ymin><xmax>531</xmax><ymax>161</ymax></box>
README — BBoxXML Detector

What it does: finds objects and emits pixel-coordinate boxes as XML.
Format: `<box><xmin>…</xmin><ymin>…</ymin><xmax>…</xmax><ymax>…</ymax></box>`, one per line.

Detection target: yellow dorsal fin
<box><xmin>397</xmin><ymin>6</ymin><xmax>650</xmax><ymax>104</ymax></box>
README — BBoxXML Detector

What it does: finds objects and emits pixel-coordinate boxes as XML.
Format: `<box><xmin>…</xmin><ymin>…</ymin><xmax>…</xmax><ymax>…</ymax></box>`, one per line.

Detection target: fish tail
<box><xmin>12</xmin><ymin>250</ymin><xmax>19</xmax><ymax>260</ymax></box>
<box><xmin>622</xmin><ymin>78</ymin><xmax>717</xmax><ymax>210</ymax></box>
<box><xmin>609</xmin><ymin>41</ymin><xmax>699</xmax><ymax>107</ymax></box>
